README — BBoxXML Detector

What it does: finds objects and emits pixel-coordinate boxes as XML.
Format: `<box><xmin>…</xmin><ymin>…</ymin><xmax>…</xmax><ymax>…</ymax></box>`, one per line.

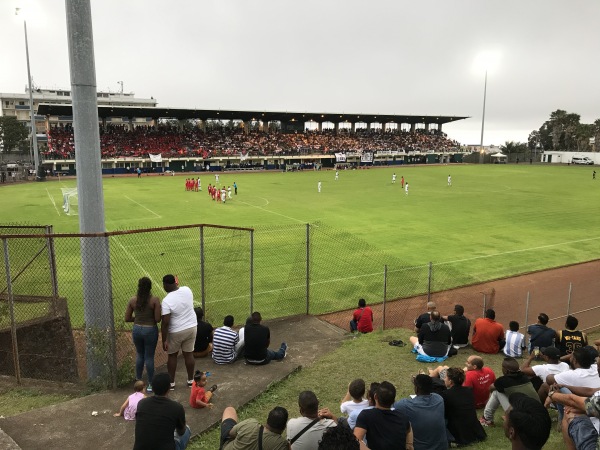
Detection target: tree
<box><xmin>501</xmin><ymin>141</ymin><xmax>528</xmax><ymax>155</ymax></box>
<box><xmin>0</xmin><ymin>116</ymin><xmax>28</xmax><ymax>153</ymax></box>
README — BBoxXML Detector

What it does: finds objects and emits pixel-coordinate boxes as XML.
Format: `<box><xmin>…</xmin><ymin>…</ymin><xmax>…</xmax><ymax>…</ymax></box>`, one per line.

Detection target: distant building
<box><xmin>0</xmin><ymin>88</ymin><xmax>157</xmax><ymax>138</ymax></box>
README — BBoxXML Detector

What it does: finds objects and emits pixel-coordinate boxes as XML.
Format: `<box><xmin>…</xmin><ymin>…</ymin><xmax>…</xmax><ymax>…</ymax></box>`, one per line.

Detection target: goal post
<box><xmin>61</xmin><ymin>187</ymin><xmax>79</xmax><ymax>215</ymax></box>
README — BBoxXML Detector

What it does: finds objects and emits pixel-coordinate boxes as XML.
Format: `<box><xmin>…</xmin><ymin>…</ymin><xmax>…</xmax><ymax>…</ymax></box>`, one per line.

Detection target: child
<box><xmin>114</xmin><ymin>380</ymin><xmax>146</xmax><ymax>420</ymax></box>
<box><xmin>503</xmin><ymin>321</ymin><xmax>526</xmax><ymax>358</ymax></box>
<box><xmin>340</xmin><ymin>378</ymin><xmax>369</xmax><ymax>416</ymax></box>
<box><xmin>189</xmin><ymin>370</ymin><xmax>218</xmax><ymax>409</ymax></box>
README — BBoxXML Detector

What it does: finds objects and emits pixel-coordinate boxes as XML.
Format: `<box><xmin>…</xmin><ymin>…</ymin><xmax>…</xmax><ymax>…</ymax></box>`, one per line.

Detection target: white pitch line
<box><xmin>46</xmin><ymin>188</ymin><xmax>61</xmax><ymax>216</ymax></box>
<box><xmin>109</xmin><ymin>235</ymin><xmax>164</xmax><ymax>294</ymax></box>
<box><xmin>238</xmin><ymin>199</ymin><xmax>306</xmax><ymax>224</ymax></box>
<box><xmin>124</xmin><ymin>195</ymin><xmax>162</xmax><ymax>218</ymax></box>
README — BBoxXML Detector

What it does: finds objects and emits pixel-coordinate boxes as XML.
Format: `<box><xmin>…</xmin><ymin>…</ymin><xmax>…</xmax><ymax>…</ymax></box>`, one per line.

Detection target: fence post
<box><xmin>567</xmin><ymin>282</ymin><xmax>572</xmax><ymax>317</ymax></box>
<box><xmin>427</xmin><ymin>262</ymin><xmax>432</xmax><ymax>302</ymax></box>
<box><xmin>3</xmin><ymin>238</ymin><xmax>21</xmax><ymax>384</ymax></box>
<box><xmin>482</xmin><ymin>294</ymin><xmax>486</xmax><ymax>318</ymax></box>
<box><xmin>250</xmin><ymin>229</ymin><xmax>254</xmax><ymax>315</ymax></box>
<box><xmin>382</xmin><ymin>265</ymin><xmax>387</xmax><ymax>330</ymax></box>
<box><xmin>306</xmin><ymin>223</ymin><xmax>310</xmax><ymax>315</ymax></box>
<box><xmin>45</xmin><ymin>225</ymin><xmax>59</xmax><ymax>300</ymax></box>
<box><xmin>524</xmin><ymin>292</ymin><xmax>530</xmax><ymax>349</ymax></box>
<box><xmin>200</xmin><ymin>226</ymin><xmax>205</xmax><ymax>314</ymax></box>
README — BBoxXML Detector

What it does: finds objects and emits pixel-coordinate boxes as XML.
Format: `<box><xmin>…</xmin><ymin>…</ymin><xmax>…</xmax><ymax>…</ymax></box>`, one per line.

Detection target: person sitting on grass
<box><xmin>347</xmin><ymin>382</ymin><xmax>379</xmax><ymax>431</ymax></box>
<box><xmin>520</xmin><ymin>345</ymin><xmax>569</xmax><ymax>399</ymax></box>
<box><xmin>287</xmin><ymin>390</ymin><xmax>337</xmax><ymax>449</ymax></box>
<box><xmin>340</xmin><ymin>379</ymin><xmax>369</xmax><ymax>419</ymax></box>
<box><xmin>219</xmin><ymin>405</ymin><xmax>289</xmax><ymax>450</ymax></box>
<box><xmin>189</xmin><ymin>370</ymin><xmax>218</xmax><ymax>409</ymax></box>
<box><xmin>114</xmin><ymin>380</ymin><xmax>146</xmax><ymax>420</ymax></box>
<box><xmin>350</xmin><ymin>298</ymin><xmax>374</xmax><ymax>334</ymax></box>
<box><xmin>409</xmin><ymin>311</ymin><xmax>451</xmax><ymax>358</ymax></box>
<box><xmin>472</xmin><ymin>309</ymin><xmax>505</xmax><ymax>354</ymax></box>
<box><xmin>503</xmin><ymin>393</ymin><xmax>551</xmax><ymax>450</ymax></box>
<box><xmin>443</xmin><ymin>304</ymin><xmax>471</xmax><ymax>348</ymax></box>
<box><xmin>440</xmin><ymin>368</ymin><xmax>486</xmax><ymax>446</ymax></box>
<box><xmin>527</xmin><ymin>313</ymin><xmax>556</xmax><ymax>352</ymax></box>
<box><xmin>318</xmin><ymin>425</ymin><xmax>369</xmax><ymax>450</ymax></box>
<box><xmin>503</xmin><ymin>321</ymin><xmax>526</xmax><ymax>358</ymax></box>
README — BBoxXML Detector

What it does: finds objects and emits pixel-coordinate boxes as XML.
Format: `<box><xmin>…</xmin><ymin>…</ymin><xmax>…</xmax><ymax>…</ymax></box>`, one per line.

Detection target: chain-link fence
<box><xmin>2</xmin><ymin>223</ymin><xmax>600</xmax><ymax>385</ymax></box>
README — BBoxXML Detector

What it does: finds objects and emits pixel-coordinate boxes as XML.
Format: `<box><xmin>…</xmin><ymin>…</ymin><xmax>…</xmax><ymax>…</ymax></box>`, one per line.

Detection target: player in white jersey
<box><xmin>318</xmin><ymin>181</ymin><xmax>322</xmax><ymax>193</ymax></box>
<box><xmin>335</xmin><ymin>171</ymin><xmax>339</xmax><ymax>181</ymax></box>
<box><xmin>448</xmin><ymin>175</ymin><xmax>452</xmax><ymax>186</ymax></box>
<box><xmin>405</xmin><ymin>182</ymin><xmax>409</xmax><ymax>195</ymax></box>
<box><xmin>392</xmin><ymin>173</ymin><xmax>397</xmax><ymax>184</ymax></box>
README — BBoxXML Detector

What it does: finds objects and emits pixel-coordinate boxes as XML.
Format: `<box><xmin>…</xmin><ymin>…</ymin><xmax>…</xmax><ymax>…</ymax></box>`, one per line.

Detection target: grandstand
<box><xmin>36</xmin><ymin>105</ymin><xmax>468</xmax><ymax>175</ymax></box>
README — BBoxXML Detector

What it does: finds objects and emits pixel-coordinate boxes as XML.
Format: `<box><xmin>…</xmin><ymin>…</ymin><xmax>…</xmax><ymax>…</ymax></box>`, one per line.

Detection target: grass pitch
<box><xmin>1</xmin><ymin>163</ymin><xmax>600</xmax><ymax>326</ymax></box>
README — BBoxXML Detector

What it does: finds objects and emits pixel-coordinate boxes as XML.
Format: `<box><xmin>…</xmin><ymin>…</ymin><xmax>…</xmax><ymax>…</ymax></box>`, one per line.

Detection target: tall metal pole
<box><xmin>65</xmin><ymin>0</ymin><xmax>115</xmax><ymax>384</ymax></box>
<box><xmin>249</xmin><ymin>229</ymin><xmax>254</xmax><ymax>315</ymax></box>
<box><xmin>22</xmin><ymin>18</ymin><xmax>40</xmax><ymax>175</ymax></box>
<box><xmin>479</xmin><ymin>70</ymin><xmax>488</xmax><ymax>163</ymax></box>
<box><xmin>3</xmin><ymin>238</ymin><xmax>22</xmax><ymax>384</ymax></box>
<box><xmin>306</xmin><ymin>223</ymin><xmax>310</xmax><ymax>315</ymax></box>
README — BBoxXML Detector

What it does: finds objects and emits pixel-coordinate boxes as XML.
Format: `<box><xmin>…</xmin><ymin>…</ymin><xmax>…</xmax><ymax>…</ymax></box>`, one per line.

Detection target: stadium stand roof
<box><xmin>37</xmin><ymin>104</ymin><xmax>468</xmax><ymax>125</ymax></box>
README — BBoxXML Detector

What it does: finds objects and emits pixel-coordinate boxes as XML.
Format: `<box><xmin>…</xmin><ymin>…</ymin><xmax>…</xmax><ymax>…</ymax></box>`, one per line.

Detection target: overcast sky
<box><xmin>1</xmin><ymin>0</ymin><xmax>598</xmax><ymax>146</ymax></box>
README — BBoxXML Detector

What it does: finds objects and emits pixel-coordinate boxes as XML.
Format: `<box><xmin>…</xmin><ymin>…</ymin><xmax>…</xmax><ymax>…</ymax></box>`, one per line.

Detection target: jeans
<box><xmin>174</xmin><ymin>425</ymin><xmax>191</xmax><ymax>450</ymax></box>
<box><xmin>483</xmin><ymin>390</ymin><xmax>510</xmax><ymax>421</ymax></box>
<box><xmin>568</xmin><ymin>416</ymin><xmax>599</xmax><ymax>450</ymax></box>
<box><xmin>265</xmin><ymin>343</ymin><xmax>287</xmax><ymax>363</ymax></box>
<box><xmin>350</xmin><ymin>320</ymin><xmax>358</xmax><ymax>332</ymax></box>
<box><xmin>132</xmin><ymin>325</ymin><xmax>158</xmax><ymax>382</ymax></box>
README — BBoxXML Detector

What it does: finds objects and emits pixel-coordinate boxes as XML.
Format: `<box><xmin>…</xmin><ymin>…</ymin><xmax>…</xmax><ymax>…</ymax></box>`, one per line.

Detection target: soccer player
<box><xmin>401</xmin><ymin>176</ymin><xmax>405</xmax><ymax>188</ymax></box>
<box><xmin>215</xmin><ymin>174</ymin><xmax>219</xmax><ymax>185</ymax></box>
<box><xmin>318</xmin><ymin>181</ymin><xmax>322</xmax><ymax>193</ymax></box>
<box><xmin>227</xmin><ymin>186</ymin><xmax>232</xmax><ymax>199</ymax></box>
<box><xmin>221</xmin><ymin>188</ymin><xmax>226</xmax><ymax>203</ymax></box>
<box><xmin>405</xmin><ymin>182</ymin><xmax>409</xmax><ymax>196</ymax></box>
<box><xmin>392</xmin><ymin>173</ymin><xmax>396</xmax><ymax>184</ymax></box>
<box><xmin>335</xmin><ymin>171</ymin><xmax>339</xmax><ymax>181</ymax></box>
<box><xmin>448</xmin><ymin>175</ymin><xmax>452</xmax><ymax>186</ymax></box>
<box><xmin>198</xmin><ymin>178</ymin><xmax>202</xmax><ymax>191</ymax></box>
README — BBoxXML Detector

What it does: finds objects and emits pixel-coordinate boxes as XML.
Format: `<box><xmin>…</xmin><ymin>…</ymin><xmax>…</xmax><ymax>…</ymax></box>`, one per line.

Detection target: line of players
<box><xmin>185</xmin><ymin>177</ymin><xmax>202</xmax><ymax>192</ymax></box>
<box><xmin>207</xmin><ymin>184</ymin><xmax>233</xmax><ymax>203</ymax></box>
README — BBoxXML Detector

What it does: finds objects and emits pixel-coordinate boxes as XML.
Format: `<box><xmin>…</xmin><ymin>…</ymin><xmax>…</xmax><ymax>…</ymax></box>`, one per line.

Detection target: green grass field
<box><xmin>2</xmin><ymin>164</ymin><xmax>600</xmax><ymax>327</ymax></box>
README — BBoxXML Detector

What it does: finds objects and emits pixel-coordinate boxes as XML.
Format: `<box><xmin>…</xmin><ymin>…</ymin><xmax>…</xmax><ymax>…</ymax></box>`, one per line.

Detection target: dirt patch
<box><xmin>320</xmin><ymin>259</ymin><xmax>600</xmax><ymax>335</ymax></box>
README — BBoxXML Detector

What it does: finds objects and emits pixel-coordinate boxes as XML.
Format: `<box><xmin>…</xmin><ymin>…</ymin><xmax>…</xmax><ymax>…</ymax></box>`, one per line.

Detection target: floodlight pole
<box><xmin>65</xmin><ymin>0</ymin><xmax>116</xmax><ymax>385</ymax></box>
<box><xmin>21</xmin><ymin>16</ymin><xmax>40</xmax><ymax>175</ymax></box>
<box><xmin>479</xmin><ymin>70</ymin><xmax>488</xmax><ymax>163</ymax></box>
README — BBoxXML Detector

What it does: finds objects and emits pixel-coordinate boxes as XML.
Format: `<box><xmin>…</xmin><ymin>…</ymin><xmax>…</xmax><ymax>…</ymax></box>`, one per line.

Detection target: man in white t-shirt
<box><xmin>521</xmin><ymin>345</ymin><xmax>569</xmax><ymax>401</ymax></box>
<box><xmin>287</xmin><ymin>391</ymin><xmax>336</xmax><ymax>450</ymax></box>
<box><xmin>340</xmin><ymin>379</ymin><xmax>369</xmax><ymax>417</ymax></box>
<box><xmin>161</xmin><ymin>274</ymin><xmax>197</xmax><ymax>389</ymax></box>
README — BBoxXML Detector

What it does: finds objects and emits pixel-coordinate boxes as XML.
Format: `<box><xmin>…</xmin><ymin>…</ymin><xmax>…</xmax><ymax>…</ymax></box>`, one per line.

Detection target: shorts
<box><xmin>220</xmin><ymin>418</ymin><xmax>237</xmax><ymax>449</ymax></box>
<box><xmin>168</xmin><ymin>327</ymin><xmax>197</xmax><ymax>354</ymax></box>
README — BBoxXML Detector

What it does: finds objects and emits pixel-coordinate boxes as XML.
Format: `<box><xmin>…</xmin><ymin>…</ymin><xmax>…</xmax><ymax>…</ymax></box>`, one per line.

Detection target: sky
<box><xmin>1</xmin><ymin>0</ymin><xmax>599</xmax><ymax>146</ymax></box>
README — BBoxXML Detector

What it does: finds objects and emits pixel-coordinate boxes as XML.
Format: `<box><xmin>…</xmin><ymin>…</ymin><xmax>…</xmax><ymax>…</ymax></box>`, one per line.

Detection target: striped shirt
<box><xmin>212</xmin><ymin>326</ymin><xmax>239</xmax><ymax>364</ymax></box>
<box><xmin>503</xmin><ymin>330</ymin><xmax>525</xmax><ymax>358</ymax></box>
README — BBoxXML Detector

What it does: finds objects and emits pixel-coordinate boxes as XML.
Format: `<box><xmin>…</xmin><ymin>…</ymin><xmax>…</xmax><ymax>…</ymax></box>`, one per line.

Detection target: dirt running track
<box><xmin>320</xmin><ymin>260</ymin><xmax>600</xmax><ymax>335</ymax></box>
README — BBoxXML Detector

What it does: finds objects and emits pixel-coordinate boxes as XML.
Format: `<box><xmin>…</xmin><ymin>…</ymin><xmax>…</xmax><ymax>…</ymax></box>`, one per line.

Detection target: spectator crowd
<box><xmin>44</xmin><ymin>123</ymin><xmax>461</xmax><ymax>160</ymax></box>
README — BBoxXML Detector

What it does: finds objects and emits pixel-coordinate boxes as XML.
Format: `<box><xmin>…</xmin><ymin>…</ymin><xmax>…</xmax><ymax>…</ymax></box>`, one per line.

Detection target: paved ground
<box><xmin>0</xmin><ymin>315</ymin><xmax>346</xmax><ymax>450</ymax></box>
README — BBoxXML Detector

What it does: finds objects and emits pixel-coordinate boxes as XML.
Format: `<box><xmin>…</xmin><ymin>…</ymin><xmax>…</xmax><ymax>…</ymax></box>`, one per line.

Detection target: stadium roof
<box><xmin>37</xmin><ymin>104</ymin><xmax>468</xmax><ymax>125</ymax></box>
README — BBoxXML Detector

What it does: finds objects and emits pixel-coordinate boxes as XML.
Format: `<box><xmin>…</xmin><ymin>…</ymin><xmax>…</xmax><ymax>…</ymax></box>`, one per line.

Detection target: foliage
<box><xmin>0</xmin><ymin>116</ymin><xmax>29</xmax><ymax>153</ymax></box>
<box><xmin>500</xmin><ymin>140</ymin><xmax>528</xmax><ymax>155</ymax></box>
<box><xmin>532</xmin><ymin>109</ymin><xmax>600</xmax><ymax>152</ymax></box>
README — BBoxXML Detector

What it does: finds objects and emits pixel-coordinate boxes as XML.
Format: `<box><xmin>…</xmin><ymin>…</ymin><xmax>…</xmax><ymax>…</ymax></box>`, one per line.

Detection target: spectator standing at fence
<box><xmin>125</xmin><ymin>277</ymin><xmax>161</xmax><ymax>392</ymax></box>
<box><xmin>557</xmin><ymin>315</ymin><xmax>588</xmax><ymax>357</ymax></box>
<box><xmin>472</xmin><ymin>309</ymin><xmax>505</xmax><ymax>354</ymax></box>
<box><xmin>193</xmin><ymin>307</ymin><xmax>213</xmax><ymax>358</ymax></box>
<box><xmin>443</xmin><ymin>304</ymin><xmax>471</xmax><ymax>348</ymax></box>
<box><xmin>527</xmin><ymin>313</ymin><xmax>556</xmax><ymax>352</ymax></box>
<box><xmin>350</xmin><ymin>299</ymin><xmax>374</xmax><ymax>334</ymax></box>
<box><xmin>161</xmin><ymin>275</ymin><xmax>197</xmax><ymax>389</ymax></box>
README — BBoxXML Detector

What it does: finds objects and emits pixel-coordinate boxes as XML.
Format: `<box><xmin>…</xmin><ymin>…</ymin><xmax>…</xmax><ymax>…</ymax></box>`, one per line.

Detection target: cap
<box><xmin>541</xmin><ymin>347</ymin><xmax>560</xmax><ymax>359</ymax></box>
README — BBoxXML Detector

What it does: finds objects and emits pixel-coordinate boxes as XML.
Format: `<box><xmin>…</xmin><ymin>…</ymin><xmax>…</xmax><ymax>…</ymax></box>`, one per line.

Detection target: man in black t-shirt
<box><xmin>409</xmin><ymin>311</ymin><xmax>452</xmax><ymax>358</ymax></box>
<box><xmin>134</xmin><ymin>372</ymin><xmax>190</xmax><ymax>450</ymax></box>
<box><xmin>445</xmin><ymin>304</ymin><xmax>471</xmax><ymax>348</ymax></box>
<box><xmin>244</xmin><ymin>312</ymin><xmax>287</xmax><ymax>365</ymax></box>
<box><xmin>414</xmin><ymin>301</ymin><xmax>437</xmax><ymax>333</ymax></box>
<box><xmin>193</xmin><ymin>307</ymin><xmax>213</xmax><ymax>358</ymax></box>
<box><xmin>354</xmin><ymin>381</ymin><xmax>413</xmax><ymax>450</ymax></box>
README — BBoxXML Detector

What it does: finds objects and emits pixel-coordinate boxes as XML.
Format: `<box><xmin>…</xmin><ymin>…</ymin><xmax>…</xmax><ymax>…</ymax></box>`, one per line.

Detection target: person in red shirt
<box><xmin>189</xmin><ymin>370</ymin><xmax>217</xmax><ymax>409</ymax></box>
<box><xmin>463</xmin><ymin>356</ymin><xmax>496</xmax><ymax>408</ymax></box>
<box><xmin>472</xmin><ymin>309</ymin><xmax>505</xmax><ymax>354</ymax></box>
<box><xmin>350</xmin><ymin>298</ymin><xmax>374</xmax><ymax>333</ymax></box>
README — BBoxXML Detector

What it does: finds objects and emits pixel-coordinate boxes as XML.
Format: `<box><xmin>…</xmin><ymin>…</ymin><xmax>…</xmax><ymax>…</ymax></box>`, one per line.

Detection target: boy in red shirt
<box><xmin>189</xmin><ymin>370</ymin><xmax>218</xmax><ymax>409</ymax></box>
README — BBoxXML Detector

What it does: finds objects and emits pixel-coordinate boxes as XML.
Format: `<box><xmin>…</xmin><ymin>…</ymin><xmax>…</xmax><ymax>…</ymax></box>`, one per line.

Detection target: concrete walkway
<box><xmin>0</xmin><ymin>315</ymin><xmax>345</xmax><ymax>450</ymax></box>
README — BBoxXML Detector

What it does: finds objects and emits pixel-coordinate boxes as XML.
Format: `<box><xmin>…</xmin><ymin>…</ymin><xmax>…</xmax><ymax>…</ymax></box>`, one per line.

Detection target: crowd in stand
<box><xmin>123</xmin><ymin>280</ymin><xmax>600</xmax><ymax>449</ymax></box>
<box><xmin>43</xmin><ymin>123</ymin><xmax>461</xmax><ymax>160</ymax></box>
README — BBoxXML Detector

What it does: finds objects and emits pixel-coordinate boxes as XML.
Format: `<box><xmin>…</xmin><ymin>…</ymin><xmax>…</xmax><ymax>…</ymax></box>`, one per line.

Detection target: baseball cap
<box><xmin>541</xmin><ymin>347</ymin><xmax>560</xmax><ymax>359</ymax></box>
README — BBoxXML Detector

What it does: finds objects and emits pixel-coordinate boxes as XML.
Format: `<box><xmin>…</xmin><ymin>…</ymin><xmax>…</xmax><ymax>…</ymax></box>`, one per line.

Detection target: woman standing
<box><xmin>126</xmin><ymin>277</ymin><xmax>161</xmax><ymax>392</ymax></box>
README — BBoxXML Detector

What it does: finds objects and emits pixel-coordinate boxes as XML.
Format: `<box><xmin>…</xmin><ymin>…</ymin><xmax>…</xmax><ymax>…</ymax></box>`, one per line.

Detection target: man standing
<box><xmin>161</xmin><ymin>275</ymin><xmax>197</xmax><ymax>389</ymax></box>
<box><xmin>405</xmin><ymin>182</ymin><xmax>409</xmax><ymax>196</ymax></box>
<box><xmin>447</xmin><ymin>175</ymin><xmax>451</xmax><ymax>186</ymax></box>
<box><xmin>401</xmin><ymin>176</ymin><xmax>404</xmax><ymax>188</ymax></box>
<box><xmin>394</xmin><ymin>374</ymin><xmax>446</xmax><ymax>450</ymax></box>
<box><xmin>354</xmin><ymin>381</ymin><xmax>413</xmax><ymax>450</ymax></box>
<box><xmin>287</xmin><ymin>391</ymin><xmax>337</xmax><ymax>449</ymax></box>
<box><xmin>220</xmin><ymin>405</ymin><xmax>289</xmax><ymax>450</ymax></box>
<box><xmin>335</xmin><ymin>171</ymin><xmax>339</xmax><ymax>181</ymax></box>
<box><xmin>318</xmin><ymin>181</ymin><xmax>322</xmax><ymax>193</ymax></box>
<box><xmin>350</xmin><ymin>298</ymin><xmax>374</xmax><ymax>334</ymax></box>
<box><xmin>392</xmin><ymin>173</ymin><xmax>396</xmax><ymax>184</ymax></box>
<box><xmin>233</xmin><ymin>181</ymin><xmax>238</xmax><ymax>195</ymax></box>
<box><xmin>133</xmin><ymin>372</ymin><xmax>191</xmax><ymax>450</ymax></box>
<box><xmin>244</xmin><ymin>312</ymin><xmax>287</xmax><ymax>365</ymax></box>
<box><xmin>212</xmin><ymin>315</ymin><xmax>243</xmax><ymax>364</ymax></box>
<box><xmin>472</xmin><ymin>309</ymin><xmax>505</xmax><ymax>354</ymax></box>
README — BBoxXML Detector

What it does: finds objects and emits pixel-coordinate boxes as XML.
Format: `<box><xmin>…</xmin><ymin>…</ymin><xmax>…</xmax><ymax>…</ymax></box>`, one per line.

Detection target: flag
<box><xmin>148</xmin><ymin>153</ymin><xmax>162</xmax><ymax>163</ymax></box>
<box><xmin>240</xmin><ymin>152</ymin><xmax>248</xmax><ymax>162</ymax></box>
